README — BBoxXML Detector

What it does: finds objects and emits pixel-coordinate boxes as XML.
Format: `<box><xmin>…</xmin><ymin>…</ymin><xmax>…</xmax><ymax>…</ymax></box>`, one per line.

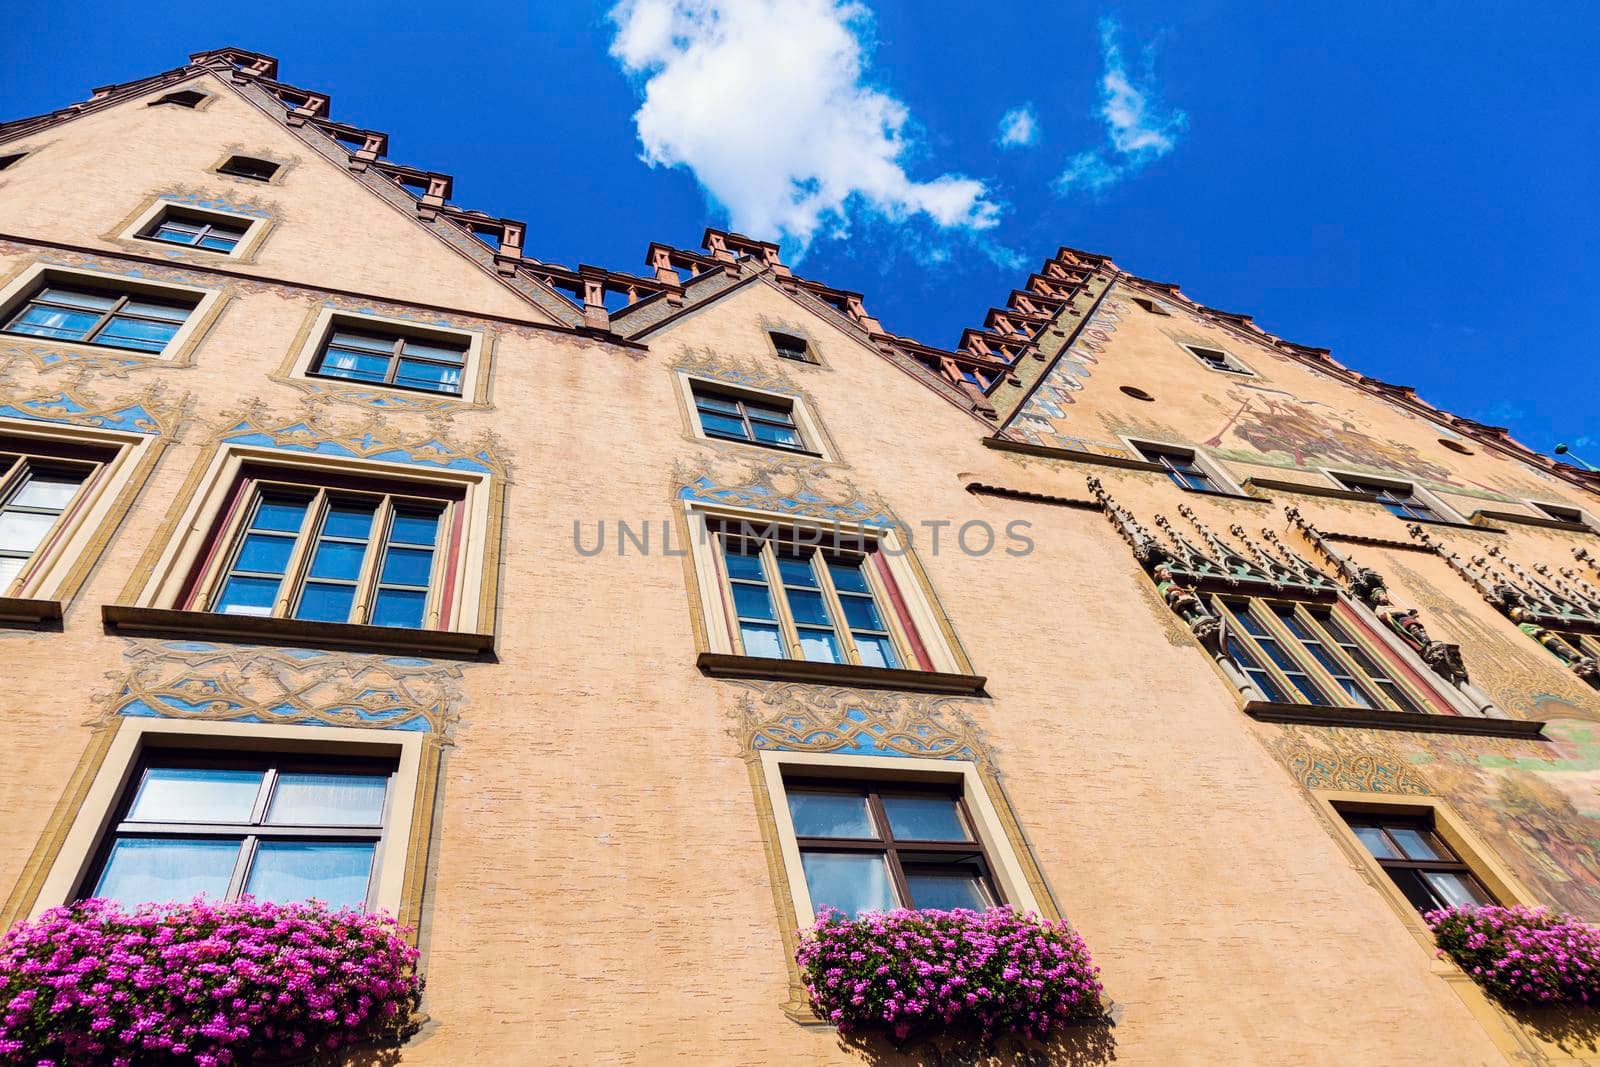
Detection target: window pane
<box><xmin>742</xmin><ymin>402</ymin><xmax>792</xmax><ymax>423</ymax></box>
<box><xmin>12</xmin><ymin>472</ymin><xmax>85</xmax><ymax>510</ymax></box>
<box><xmin>329</xmin><ymin>331</ymin><xmax>395</xmax><ymax>354</ymax></box>
<box><xmin>319</xmin><ymin>349</ymin><xmax>389</xmax><ymax>381</ymax></box>
<box><xmin>322</xmin><ymin>503</ymin><xmax>376</xmax><ymax>540</ymax></box>
<box><xmin>234</xmin><ymin>532</ymin><xmax>297</xmax><ymax>575</ymax></box>
<box><xmin>245</xmin><ymin>841</ymin><xmax>375</xmax><ymax>909</ymax></box>
<box><xmin>295</xmin><ymin>582</ymin><xmax>356</xmax><ymax>623</ymax></box>
<box><xmin>1352</xmin><ymin>826</ymin><xmax>1399</xmax><ymax>859</ymax></box>
<box><xmin>0</xmin><ymin>557</ymin><xmax>22</xmax><ymax>588</ymax></box>
<box><xmin>1425</xmin><ymin>871</ymin><xmax>1491</xmax><ymax>908</ymax></box>
<box><xmin>787</xmin><ymin>791</ymin><xmax>875</xmax><ymax>838</ymax></box>
<box><xmin>797</xmin><ymin>628</ymin><xmax>844</xmax><ymax>663</ymax></box>
<box><xmin>751</xmin><ymin>422</ymin><xmax>800</xmax><ymax>447</ymax></box>
<box><xmin>216</xmin><ymin>575</ymin><xmax>281</xmax><ymax>616</ymax></box>
<box><xmin>694</xmin><ymin>394</ymin><xmax>741</xmax><ymax>415</ymax></box>
<box><xmin>1385</xmin><ymin>868</ymin><xmax>1441</xmax><ymax>913</ymax></box>
<box><xmin>799</xmin><ymin>852</ymin><xmax>896</xmax><ymax>917</ymax></box>
<box><xmin>840</xmin><ymin>595</ymin><xmax>885</xmax><ymax>631</ymax></box>
<box><xmin>731</xmin><ymin>582</ymin><xmax>776</xmax><ymax>621</ymax></box>
<box><xmin>776</xmin><ymin>556</ymin><xmax>819</xmax><ymax>588</ymax></box>
<box><xmin>197</xmin><ymin>235</ymin><xmax>239</xmax><ymax>252</ymax></box>
<box><xmin>129</xmin><ymin>767</ymin><xmax>264</xmax><ymax>822</ymax></box>
<box><xmin>698</xmin><ymin>413</ymin><xmax>747</xmax><ymax>439</ymax></box>
<box><xmin>267</xmin><ymin>773</ymin><xmax>387</xmax><ymax>826</ymax></box>
<box><xmin>827</xmin><ymin>559</ymin><xmax>872</xmax><ymax>594</ymax></box>
<box><xmin>853</xmin><ymin>633</ymin><xmax>899</xmax><ymax>669</ymax></box>
<box><xmin>0</xmin><ymin>510</ymin><xmax>54</xmax><ymax>553</ymax></box>
<box><xmin>10</xmin><ymin>306</ymin><xmax>98</xmax><ymax>339</ymax></box>
<box><xmin>721</xmin><ymin>543</ymin><xmax>765</xmax><ymax>581</ymax></box>
<box><xmin>739</xmin><ymin>621</ymin><xmax>783</xmax><ymax>659</ymax></box>
<box><xmin>98</xmin><ymin>318</ymin><xmax>179</xmax><ymax>350</ymax></box>
<box><xmin>905</xmin><ymin>870</ymin><xmax>988</xmax><ymax>911</ymax></box>
<box><xmin>1387</xmin><ymin>827</ymin><xmax>1444</xmax><ymax>861</ymax></box>
<box><xmin>786</xmin><ymin>589</ymin><xmax>831</xmax><ymax>627</ymax></box>
<box><xmin>307</xmin><ymin>539</ymin><xmax>368</xmax><ymax>581</ymax></box>
<box><xmin>380</xmin><ymin>546</ymin><xmax>434</xmax><ymax>586</ymax></box>
<box><xmin>394</xmin><ymin>358</ymin><xmax>462</xmax><ymax>393</ymax></box>
<box><xmin>254</xmin><ymin>497</ymin><xmax>310</xmax><ymax>532</ymax></box>
<box><xmin>93</xmin><ymin>838</ymin><xmax>241</xmax><ymax>905</ymax></box>
<box><xmin>881</xmin><ymin>795</ymin><xmax>969</xmax><ymax>841</ymax></box>
<box><xmin>39</xmin><ymin>288</ymin><xmax>117</xmax><ymax>310</ymax></box>
<box><xmin>371</xmin><ymin>588</ymin><xmax>427</xmax><ymax>628</ymax></box>
<box><xmin>401</xmin><ymin>341</ymin><xmax>466</xmax><ymax>364</ymax></box>
<box><xmin>118</xmin><ymin>300</ymin><xmax>190</xmax><ymax>322</ymax></box>
<box><xmin>389</xmin><ymin>510</ymin><xmax>440</xmax><ymax>546</ymax></box>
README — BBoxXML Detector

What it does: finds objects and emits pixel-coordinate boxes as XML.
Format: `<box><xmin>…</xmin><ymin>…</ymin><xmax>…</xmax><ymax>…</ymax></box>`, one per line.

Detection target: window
<box><xmin>770</xmin><ymin>331</ymin><xmax>813</xmax><ymax>362</ymax></box>
<box><xmin>1553</xmin><ymin>629</ymin><xmax>1600</xmax><ymax>661</ymax></box>
<box><xmin>0</xmin><ymin>448</ymin><xmax>96</xmax><ymax>593</ymax></box>
<box><xmin>149</xmin><ymin>89</ymin><xmax>206</xmax><ymax>108</ymax></box>
<box><xmin>0</xmin><ymin>152</ymin><xmax>23</xmax><ymax>172</ymax></box>
<box><xmin>1217</xmin><ymin>597</ymin><xmax>1432</xmax><ymax>713</ymax></box>
<box><xmin>1531</xmin><ymin>501</ymin><xmax>1589</xmax><ymax>526</ymax></box>
<box><xmin>190</xmin><ymin>469</ymin><xmax>458</xmax><ymax>630</ymax></box>
<box><xmin>717</xmin><ymin>524</ymin><xmax>904</xmax><ymax>668</ymax></box>
<box><xmin>2</xmin><ymin>284</ymin><xmax>195</xmax><ymax>352</ymax></box>
<box><xmin>217</xmin><ymin>155</ymin><xmax>280</xmax><ymax>182</ymax></box>
<box><xmin>1343</xmin><ymin>812</ymin><xmax>1495</xmax><ymax>913</ymax></box>
<box><xmin>1132</xmin><ymin>297</ymin><xmax>1170</xmax><ymax>316</ymax></box>
<box><xmin>1185</xmin><ymin>344</ymin><xmax>1251</xmax><ymax>375</ymax></box>
<box><xmin>692</xmin><ymin>384</ymin><xmax>806</xmax><ymax>451</ymax></box>
<box><xmin>81</xmin><ymin>752</ymin><xmax>393</xmax><ymax>911</ymax></box>
<box><xmin>1334</xmin><ymin>475</ymin><xmax>1443</xmax><ymax>522</ymax></box>
<box><xmin>1133</xmin><ymin>442</ymin><xmax>1223</xmax><ymax>493</ymax></box>
<box><xmin>311</xmin><ymin>327</ymin><xmax>467</xmax><ymax>396</ymax></box>
<box><xmin>137</xmin><ymin>207</ymin><xmax>250</xmax><ymax>254</ymax></box>
<box><xmin>784</xmin><ymin>778</ymin><xmax>995</xmax><ymax>917</ymax></box>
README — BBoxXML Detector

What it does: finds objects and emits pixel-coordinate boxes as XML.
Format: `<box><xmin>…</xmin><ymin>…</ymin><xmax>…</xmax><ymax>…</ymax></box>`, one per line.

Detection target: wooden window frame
<box><xmin>1340</xmin><ymin>811</ymin><xmax>1497</xmax><ymax>913</ymax></box>
<box><xmin>785</xmin><ymin>776</ymin><xmax>999</xmax><ymax>912</ymax></box>
<box><xmin>709</xmin><ymin>519</ymin><xmax>925</xmax><ymax>671</ymax></box>
<box><xmin>690</xmin><ymin>382</ymin><xmax>810</xmax><ymax>454</ymax></box>
<box><xmin>309</xmin><ymin>328</ymin><xmax>469</xmax><ymax>398</ymax></box>
<box><xmin>183</xmin><ymin>465</ymin><xmax>464</xmax><ymax>632</ymax></box>
<box><xmin>1216</xmin><ymin>595</ymin><xmax>1440</xmax><ymax>714</ymax></box>
<box><xmin>76</xmin><ymin>751</ymin><xmax>395</xmax><ymax>911</ymax></box>
<box><xmin>1</xmin><ymin>283</ymin><xmax>196</xmax><ymax>353</ymax></box>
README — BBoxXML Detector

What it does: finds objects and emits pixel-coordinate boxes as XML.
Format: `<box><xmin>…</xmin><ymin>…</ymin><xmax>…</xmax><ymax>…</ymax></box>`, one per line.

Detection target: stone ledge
<box><xmin>0</xmin><ymin>595</ymin><xmax>63</xmax><ymax>626</ymax></box>
<box><xmin>102</xmin><ymin>605</ymin><xmax>496</xmax><ymax>659</ymax></box>
<box><xmin>981</xmin><ymin>436</ymin><xmax>1164</xmax><ymax>472</ymax></box>
<box><xmin>697</xmin><ymin>652</ymin><xmax>987</xmax><ymax>695</ymax></box>
<box><xmin>1244</xmin><ymin>700</ymin><xmax>1546</xmax><ymax>739</ymax></box>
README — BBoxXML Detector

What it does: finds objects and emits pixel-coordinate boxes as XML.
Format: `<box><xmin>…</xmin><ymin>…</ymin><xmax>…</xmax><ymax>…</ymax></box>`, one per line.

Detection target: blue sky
<box><xmin>3</xmin><ymin>1</ymin><xmax>1596</xmax><ymax>461</ymax></box>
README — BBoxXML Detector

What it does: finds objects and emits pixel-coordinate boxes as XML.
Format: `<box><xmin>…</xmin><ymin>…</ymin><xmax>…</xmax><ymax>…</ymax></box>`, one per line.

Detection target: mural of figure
<box><xmin>1219</xmin><ymin>394</ymin><xmax>1454</xmax><ymax>481</ymax></box>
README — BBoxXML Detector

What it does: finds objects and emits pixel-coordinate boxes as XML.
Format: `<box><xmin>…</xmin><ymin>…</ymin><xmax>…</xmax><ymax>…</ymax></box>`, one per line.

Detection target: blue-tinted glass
<box><xmin>840</xmin><ymin>595</ymin><xmax>884</xmax><ymax>631</ymax></box>
<box><xmin>699</xmin><ymin>413</ymin><xmax>747</xmax><ymax>439</ymax></box>
<box><xmin>731</xmin><ymin>582</ymin><xmax>776</xmax><ymax>620</ymax></box>
<box><xmin>267</xmin><ymin>773</ymin><xmax>387</xmax><ymax>826</ymax></box>
<box><xmin>98</xmin><ymin>318</ymin><xmax>179</xmax><ymax>350</ymax></box>
<box><xmin>234</xmin><ymin>532</ymin><xmax>296</xmax><ymax>575</ymax></box>
<box><xmin>787</xmin><ymin>589</ymin><xmax>832</xmax><ymax>627</ymax></box>
<box><xmin>743</xmin><ymin>402</ymin><xmax>791</xmax><ymax>423</ymax></box>
<box><xmin>827</xmin><ymin>560</ymin><xmax>871</xmax><ymax>594</ymax></box>
<box><xmin>787</xmin><ymin>791</ymin><xmax>874</xmax><ymax>837</ymax></box>
<box><xmin>777</xmin><ymin>556</ymin><xmax>819</xmax><ymax>588</ymax></box>
<box><xmin>322</xmin><ymin>503</ymin><xmax>376</xmax><ymax>539</ymax></box>
<box><xmin>1354</xmin><ymin>826</ymin><xmax>1400</xmax><ymax>858</ymax></box>
<box><xmin>319</xmin><ymin>349</ymin><xmax>388</xmax><ymax>381</ymax></box>
<box><xmin>722</xmin><ymin>545</ymin><xmax>765</xmax><ymax>581</ymax></box>
<box><xmin>254</xmin><ymin>498</ymin><xmax>309</xmax><ymax>532</ymax></box>
<box><xmin>379</xmin><ymin>546</ymin><xmax>433</xmax><ymax>586</ymax></box>
<box><xmin>739</xmin><ymin>621</ymin><xmax>783</xmax><ymax>659</ymax></box>
<box><xmin>130</xmin><ymin>767</ymin><xmax>263</xmax><ymax>822</ymax></box>
<box><xmin>295</xmin><ymin>582</ymin><xmax>356</xmax><ymax>623</ymax></box>
<box><xmin>402</xmin><ymin>341</ymin><xmax>466</xmax><ymax>365</ymax></box>
<box><xmin>394</xmin><ymin>359</ymin><xmax>461</xmax><ymax>393</ymax></box>
<box><xmin>389</xmin><ymin>510</ymin><xmax>439</xmax><ymax>546</ymax></box>
<box><xmin>797</xmin><ymin>628</ymin><xmax>844</xmax><ymax>663</ymax></box>
<box><xmin>330</xmin><ymin>332</ymin><xmax>394</xmax><ymax>354</ymax></box>
<box><xmin>13</xmin><ymin>306</ymin><xmax>98</xmax><ymax>338</ymax></box>
<box><xmin>1232</xmin><ymin>608</ymin><xmax>1270</xmax><ymax>638</ymax></box>
<box><xmin>694</xmin><ymin>394</ymin><xmax>741</xmax><ymax>414</ymax></box>
<box><xmin>94</xmin><ymin>838</ymin><xmax>240</xmax><ymax>905</ymax></box>
<box><xmin>882</xmin><ymin>795</ymin><xmax>969</xmax><ymax>841</ymax></box>
<box><xmin>198</xmin><ymin>235</ymin><xmax>238</xmax><ymax>251</ymax></box>
<box><xmin>799</xmin><ymin>853</ymin><xmax>895</xmax><ymax>917</ymax></box>
<box><xmin>245</xmin><ymin>841</ymin><xmax>375</xmax><ymax>909</ymax></box>
<box><xmin>38</xmin><ymin>289</ymin><xmax>117</xmax><ymax>310</ymax></box>
<box><xmin>119</xmin><ymin>301</ymin><xmax>189</xmax><ymax>322</ymax></box>
<box><xmin>751</xmin><ymin>422</ymin><xmax>800</xmax><ymax>447</ymax></box>
<box><xmin>905</xmin><ymin>871</ymin><xmax>988</xmax><ymax>911</ymax></box>
<box><xmin>308</xmin><ymin>540</ymin><xmax>368</xmax><ymax>581</ymax></box>
<box><xmin>153</xmin><ymin>225</ymin><xmax>199</xmax><ymax>245</ymax></box>
<box><xmin>854</xmin><ymin>633</ymin><xmax>899</xmax><ymax>669</ymax></box>
<box><xmin>217</xmin><ymin>575</ymin><xmax>280</xmax><ymax>616</ymax></box>
<box><xmin>371</xmin><ymin>588</ymin><xmax>426</xmax><ymax>628</ymax></box>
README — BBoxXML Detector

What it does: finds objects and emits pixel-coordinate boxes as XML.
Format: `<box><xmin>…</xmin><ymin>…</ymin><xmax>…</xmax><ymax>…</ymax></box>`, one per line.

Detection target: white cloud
<box><xmin>997</xmin><ymin>105</ymin><xmax>1040</xmax><ymax>148</ymax></box>
<box><xmin>608</xmin><ymin>0</ymin><xmax>1001</xmax><ymax>252</ymax></box>
<box><xmin>1055</xmin><ymin>19</ymin><xmax>1187</xmax><ymax>195</ymax></box>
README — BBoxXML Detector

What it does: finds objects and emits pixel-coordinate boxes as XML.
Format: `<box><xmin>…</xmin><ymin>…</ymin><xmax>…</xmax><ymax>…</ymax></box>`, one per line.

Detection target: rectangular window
<box><xmin>770</xmin><ymin>331</ymin><xmax>813</xmax><ymax>362</ymax></box>
<box><xmin>1133</xmin><ymin>442</ymin><xmax>1221</xmax><ymax>493</ymax></box>
<box><xmin>191</xmin><ymin>469</ymin><xmax>458</xmax><ymax>630</ymax></box>
<box><xmin>137</xmin><ymin>207</ymin><xmax>250</xmax><ymax>253</ymax></box>
<box><xmin>1217</xmin><ymin>597</ymin><xmax>1435</xmax><ymax>713</ymax></box>
<box><xmin>716</xmin><ymin>524</ymin><xmax>903</xmax><ymax>669</ymax></box>
<box><xmin>1132</xmin><ymin>296</ymin><xmax>1170</xmax><ymax>316</ymax></box>
<box><xmin>1532</xmin><ymin>501</ymin><xmax>1588</xmax><ymax>526</ymax></box>
<box><xmin>1185</xmin><ymin>344</ymin><xmax>1251</xmax><ymax>375</ymax></box>
<box><xmin>784</xmin><ymin>778</ymin><xmax>996</xmax><ymax>917</ymax></box>
<box><xmin>2</xmin><ymin>284</ymin><xmax>195</xmax><ymax>353</ymax></box>
<box><xmin>1335</xmin><ymin>476</ymin><xmax>1442</xmax><ymax>522</ymax></box>
<box><xmin>692</xmin><ymin>384</ymin><xmax>806</xmax><ymax>451</ymax></box>
<box><xmin>1343</xmin><ymin>812</ymin><xmax>1495</xmax><ymax>913</ymax></box>
<box><xmin>0</xmin><ymin>442</ymin><xmax>101</xmax><ymax>593</ymax></box>
<box><xmin>81</xmin><ymin>752</ymin><xmax>393</xmax><ymax>911</ymax></box>
<box><xmin>218</xmin><ymin>155</ymin><xmax>280</xmax><ymax>182</ymax></box>
<box><xmin>311</xmin><ymin>328</ymin><xmax>467</xmax><ymax>396</ymax></box>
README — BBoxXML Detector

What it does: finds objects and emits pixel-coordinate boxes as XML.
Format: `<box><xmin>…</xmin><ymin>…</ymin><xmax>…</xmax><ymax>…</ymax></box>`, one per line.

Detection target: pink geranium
<box><xmin>796</xmin><ymin>907</ymin><xmax>1103</xmax><ymax>1044</ymax></box>
<box><xmin>1427</xmin><ymin>904</ymin><xmax>1600</xmax><ymax>1007</ymax></box>
<box><xmin>0</xmin><ymin>897</ymin><xmax>420</xmax><ymax>1065</ymax></box>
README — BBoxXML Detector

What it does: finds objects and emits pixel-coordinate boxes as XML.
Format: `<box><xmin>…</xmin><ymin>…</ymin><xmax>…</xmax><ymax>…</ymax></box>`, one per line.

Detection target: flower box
<box><xmin>1427</xmin><ymin>904</ymin><xmax>1600</xmax><ymax>1007</ymax></box>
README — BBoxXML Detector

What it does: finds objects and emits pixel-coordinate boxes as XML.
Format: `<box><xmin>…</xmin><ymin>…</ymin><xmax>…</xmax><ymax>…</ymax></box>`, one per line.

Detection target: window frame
<box><xmin>309</xmin><ymin>326</ymin><xmax>471</xmax><ymax>398</ymax></box>
<box><xmin>0</xmin><ymin>441</ymin><xmax>109</xmax><ymax>598</ymax></box>
<box><xmin>675</xmin><ymin>373</ymin><xmax>833</xmax><ymax>460</ymax></box>
<box><xmin>1328</xmin><ymin>471</ymin><xmax>1460</xmax><ymax>524</ymax></box>
<box><xmin>76</xmin><ymin>750</ymin><xmax>396</xmax><ymax>911</ymax></box>
<box><xmin>1341</xmin><ymin>812</ymin><xmax>1497</xmax><ymax>914</ymax></box>
<box><xmin>767</xmin><ymin>330</ymin><xmax>817</xmax><ymax>364</ymax></box>
<box><xmin>285</xmin><ymin>308</ymin><xmax>488</xmax><ymax>406</ymax></box>
<box><xmin>1131</xmin><ymin>296</ymin><xmax>1171</xmax><ymax>316</ymax></box>
<box><xmin>216</xmin><ymin>154</ymin><xmax>282</xmax><ymax>183</ymax></box>
<box><xmin>1528</xmin><ymin>499</ymin><xmax>1597</xmax><ymax>530</ymax></box>
<box><xmin>182</xmin><ymin>464</ymin><xmax>464</xmax><ymax>632</ymax></box>
<box><xmin>1</xmin><ymin>284</ymin><xmax>197</xmax><ymax>354</ymax></box>
<box><xmin>689</xmin><ymin>381</ymin><xmax>811</xmax><ymax>454</ymax></box>
<box><xmin>127</xmin><ymin>202</ymin><xmax>261</xmax><ymax>258</ymax></box>
<box><xmin>1182</xmin><ymin>342</ymin><xmax>1254</xmax><ymax>376</ymax></box>
<box><xmin>0</xmin><ymin>263</ymin><xmax>221</xmax><ymax>363</ymax></box>
<box><xmin>1127</xmin><ymin>438</ymin><xmax>1240</xmax><ymax>495</ymax></box>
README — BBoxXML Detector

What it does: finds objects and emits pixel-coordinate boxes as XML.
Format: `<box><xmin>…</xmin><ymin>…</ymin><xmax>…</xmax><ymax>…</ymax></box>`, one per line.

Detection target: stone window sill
<box><xmin>1243</xmin><ymin>700</ymin><xmax>1545</xmax><ymax>739</ymax></box>
<box><xmin>102</xmin><ymin>605</ymin><xmax>496</xmax><ymax>659</ymax></box>
<box><xmin>0</xmin><ymin>595</ymin><xmax>64</xmax><ymax>626</ymax></box>
<box><xmin>697</xmin><ymin>652</ymin><xmax>986</xmax><ymax>695</ymax></box>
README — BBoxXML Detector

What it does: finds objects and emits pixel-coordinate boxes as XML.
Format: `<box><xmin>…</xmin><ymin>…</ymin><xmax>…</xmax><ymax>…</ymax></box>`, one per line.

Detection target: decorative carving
<box><xmin>100</xmin><ymin>639</ymin><xmax>468</xmax><ymax>736</ymax></box>
<box><xmin>676</xmin><ymin>457</ymin><xmax>893</xmax><ymax>528</ymax></box>
<box><xmin>670</xmin><ymin>345</ymin><xmax>803</xmax><ymax>397</ymax></box>
<box><xmin>216</xmin><ymin>397</ymin><xmax>509</xmax><ymax>476</ymax></box>
<box><xmin>1258</xmin><ymin>724</ymin><xmax>1434</xmax><ymax>796</ymax></box>
<box><xmin>1285</xmin><ymin>506</ymin><xmax>1467</xmax><ymax>683</ymax></box>
<box><xmin>1005</xmin><ymin>299</ymin><xmax>1132</xmax><ymax>459</ymax></box>
<box><xmin>1408</xmin><ymin>525</ymin><xmax>1600</xmax><ymax>686</ymax></box>
<box><xmin>727</xmin><ymin>681</ymin><xmax>986</xmax><ymax>764</ymax></box>
<box><xmin>0</xmin><ymin>377</ymin><xmax>190</xmax><ymax>437</ymax></box>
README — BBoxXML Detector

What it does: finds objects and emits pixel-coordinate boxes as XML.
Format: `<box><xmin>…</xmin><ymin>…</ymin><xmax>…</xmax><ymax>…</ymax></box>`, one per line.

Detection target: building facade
<box><xmin>2</xmin><ymin>45</ymin><xmax>1599</xmax><ymax>1065</ymax></box>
